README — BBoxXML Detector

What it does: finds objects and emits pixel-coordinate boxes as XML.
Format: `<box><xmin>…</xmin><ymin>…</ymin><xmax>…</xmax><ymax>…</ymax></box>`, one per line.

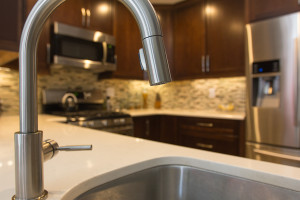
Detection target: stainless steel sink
<box><xmin>70</xmin><ymin>165</ymin><xmax>299</xmax><ymax>200</ymax></box>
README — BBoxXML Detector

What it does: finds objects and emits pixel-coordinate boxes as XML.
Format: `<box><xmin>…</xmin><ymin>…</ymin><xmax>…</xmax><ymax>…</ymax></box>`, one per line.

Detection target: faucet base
<box><xmin>12</xmin><ymin>190</ymin><xmax>48</xmax><ymax>200</ymax></box>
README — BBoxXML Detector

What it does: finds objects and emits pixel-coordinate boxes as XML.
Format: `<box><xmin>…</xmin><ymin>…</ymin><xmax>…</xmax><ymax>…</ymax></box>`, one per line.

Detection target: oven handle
<box><xmin>253</xmin><ymin>149</ymin><xmax>300</xmax><ymax>162</ymax></box>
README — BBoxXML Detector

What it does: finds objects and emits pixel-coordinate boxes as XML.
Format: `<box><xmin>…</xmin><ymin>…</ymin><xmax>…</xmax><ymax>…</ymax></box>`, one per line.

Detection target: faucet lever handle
<box><xmin>56</xmin><ymin>145</ymin><xmax>92</xmax><ymax>151</ymax></box>
<box><xmin>43</xmin><ymin>139</ymin><xmax>92</xmax><ymax>162</ymax></box>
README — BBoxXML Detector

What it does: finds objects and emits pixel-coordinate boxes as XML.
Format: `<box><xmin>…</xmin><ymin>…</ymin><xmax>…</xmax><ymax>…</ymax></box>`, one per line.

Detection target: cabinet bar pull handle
<box><xmin>86</xmin><ymin>9</ymin><xmax>91</xmax><ymax>27</ymax></box>
<box><xmin>196</xmin><ymin>143</ymin><xmax>214</xmax><ymax>149</ymax></box>
<box><xmin>81</xmin><ymin>8</ymin><xmax>86</xmax><ymax>26</ymax></box>
<box><xmin>196</xmin><ymin>122</ymin><xmax>213</xmax><ymax>127</ymax></box>
<box><xmin>201</xmin><ymin>55</ymin><xmax>205</xmax><ymax>72</ymax></box>
<box><xmin>206</xmin><ymin>55</ymin><xmax>210</xmax><ymax>72</ymax></box>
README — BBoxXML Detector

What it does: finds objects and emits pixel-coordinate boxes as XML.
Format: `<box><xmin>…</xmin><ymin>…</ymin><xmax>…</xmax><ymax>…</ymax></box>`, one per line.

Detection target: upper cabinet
<box><xmin>173</xmin><ymin>0</ymin><xmax>245</xmax><ymax>80</ymax></box>
<box><xmin>0</xmin><ymin>0</ymin><xmax>25</xmax><ymax>52</ymax></box>
<box><xmin>173</xmin><ymin>0</ymin><xmax>206</xmax><ymax>79</ymax></box>
<box><xmin>113</xmin><ymin>3</ymin><xmax>174</xmax><ymax>80</ymax></box>
<box><xmin>1</xmin><ymin>0</ymin><xmax>245</xmax><ymax>78</ymax></box>
<box><xmin>205</xmin><ymin>0</ymin><xmax>245</xmax><ymax>77</ymax></box>
<box><xmin>113</xmin><ymin>2</ymin><xmax>144</xmax><ymax>79</ymax></box>
<box><xmin>51</xmin><ymin>0</ymin><xmax>114</xmax><ymax>34</ymax></box>
<box><xmin>247</xmin><ymin>0</ymin><xmax>300</xmax><ymax>22</ymax></box>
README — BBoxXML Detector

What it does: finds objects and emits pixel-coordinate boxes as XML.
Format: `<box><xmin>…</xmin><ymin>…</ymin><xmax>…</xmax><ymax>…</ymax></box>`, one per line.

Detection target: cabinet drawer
<box><xmin>178</xmin><ymin>117</ymin><xmax>240</xmax><ymax>136</ymax></box>
<box><xmin>181</xmin><ymin>134</ymin><xmax>239</xmax><ymax>156</ymax></box>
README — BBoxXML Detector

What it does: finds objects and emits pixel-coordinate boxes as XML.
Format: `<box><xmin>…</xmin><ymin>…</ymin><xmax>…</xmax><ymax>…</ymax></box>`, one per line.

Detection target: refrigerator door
<box><xmin>246</xmin><ymin>142</ymin><xmax>300</xmax><ymax>167</ymax></box>
<box><xmin>246</xmin><ymin>12</ymin><xmax>300</xmax><ymax>148</ymax></box>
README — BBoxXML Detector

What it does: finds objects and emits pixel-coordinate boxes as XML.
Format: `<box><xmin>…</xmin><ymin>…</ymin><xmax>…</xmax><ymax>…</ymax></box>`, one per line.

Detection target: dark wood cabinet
<box><xmin>51</xmin><ymin>0</ymin><xmax>114</xmax><ymax>34</ymax></box>
<box><xmin>113</xmin><ymin>2</ymin><xmax>144</xmax><ymax>79</ymax></box>
<box><xmin>51</xmin><ymin>0</ymin><xmax>86</xmax><ymax>28</ymax></box>
<box><xmin>173</xmin><ymin>0</ymin><xmax>245</xmax><ymax>80</ymax></box>
<box><xmin>205</xmin><ymin>0</ymin><xmax>245</xmax><ymax>77</ymax></box>
<box><xmin>173</xmin><ymin>0</ymin><xmax>206</xmax><ymax>79</ymax></box>
<box><xmin>0</xmin><ymin>0</ymin><xmax>50</xmax><ymax>74</ymax></box>
<box><xmin>113</xmin><ymin>3</ymin><xmax>174</xmax><ymax>80</ymax></box>
<box><xmin>0</xmin><ymin>0</ymin><xmax>24</xmax><ymax>52</ymax></box>
<box><xmin>178</xmin><ymin>117</ymin><xmax>245</xmax><ymax>156</ymax></box>
<box><xmin>133</xmin><ymin>116</ymin><xmax>160</xmax><ymax>141</ymax></box>
<box><xmin>159</xmin><ymin>115</ymin><xmax>178</xmax><ymax>144</ymax></box>
<box><xmin>132</xmin><ymin>114</ymin><xmax>245</xmax><ymax>157</ymax></box>
<box><xmin>246</xmin><ymin>0</ymin><xmax>300</xmax><ymax>22</ymax></box>
<box><xmin>88</xmin><ymin>0</ymin><xmax>114</xmax><ymax>34</ymax></box>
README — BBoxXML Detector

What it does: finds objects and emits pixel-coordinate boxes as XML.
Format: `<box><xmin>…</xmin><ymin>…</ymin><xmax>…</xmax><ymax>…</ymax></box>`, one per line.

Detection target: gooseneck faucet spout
<box><xmin>15</xmin><ymin>0</ymin><xmax>171</xmax><ymax>199</ymax></box>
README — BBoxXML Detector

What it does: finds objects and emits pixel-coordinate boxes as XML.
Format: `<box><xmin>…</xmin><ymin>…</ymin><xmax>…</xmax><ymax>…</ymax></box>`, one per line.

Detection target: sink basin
<box><xmin>62</xmin><ymin>157</ymin><xmax>300</xmax><ymax>200</ymax></box>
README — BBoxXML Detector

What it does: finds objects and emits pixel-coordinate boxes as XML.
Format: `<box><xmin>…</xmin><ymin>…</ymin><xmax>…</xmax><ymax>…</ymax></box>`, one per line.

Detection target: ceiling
<box><xmin>150</xmin><ymin>0</ymin><xmax>186</xmax><ymax>5</ymax></box>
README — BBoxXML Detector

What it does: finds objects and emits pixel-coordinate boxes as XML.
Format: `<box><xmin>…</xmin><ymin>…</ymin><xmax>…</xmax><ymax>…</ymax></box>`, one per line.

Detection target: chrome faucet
<box><xmin>14</xmin><ymin>0</ymin><xmax>172</xmax><ymax>199</ymax></box>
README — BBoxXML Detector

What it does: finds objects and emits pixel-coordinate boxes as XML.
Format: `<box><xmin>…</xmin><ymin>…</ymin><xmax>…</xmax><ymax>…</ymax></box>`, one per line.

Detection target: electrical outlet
<box><xmin>106</xmin><ymin>87</ymin><xmax>115</xmax><ymax>97</ymax></box>
<box><xmin>208</xmin><ymin>88</ymin><xmax>216</xmax><ymax>98</ymax></box>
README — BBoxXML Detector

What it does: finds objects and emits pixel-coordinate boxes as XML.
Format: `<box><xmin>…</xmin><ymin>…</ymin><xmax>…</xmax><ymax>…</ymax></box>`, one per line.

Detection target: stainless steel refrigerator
<box><xmin>246</xmin><ymin>12</ymin><xmax>300</xmax><ymax>167</ymax></box>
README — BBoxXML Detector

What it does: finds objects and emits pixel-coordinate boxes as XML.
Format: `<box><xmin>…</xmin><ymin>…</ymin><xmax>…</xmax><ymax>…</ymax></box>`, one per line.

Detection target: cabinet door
<box><xmin>247</xmin><ymin>0</ymin><xmax>300</xmax><ymax>22</ymax></box>
<box><xmin>160</xmin><ymin>115</ymin><xmax>178</xmax><ymax>144</ymax></box>
<box><xmin>51</xmin><ymin>0</ymin><xmax>85</xmax><ymax>27</ymax></box>
<box><xmin>173</xmin><ymin>0</ymin><xmax>206</xmax><ymax>79</ymax></box>
<box><xmin>113</xmin><ymin>2</ymin><xmax>144</xmax><ymax>79</ymax></box>
<box><xmin>133</xmin><ymin>116</ymin><xmax>160</xmax><ymax>141</ymax></box>
<box><xmin>205</xmin><ymin>0</ymin><xmax>245</xmax><ymax>77</ymax></box>
<box><xmin>155</xmin><ymin>5</ymin><xmax>174</xmax><ymax>75</ymax></box>
<box><xmin>178</xmin><ymin>117</ymin><xmax>244</xmax><ymax>156</ymax></box>
<box><xmin>0</xmin><ymin>0</ymin><xmax>24</xmax><ymax>51</ymax></box>
<box><xmin>87</xmin><ymin>0</ymin><xmax>114</xmax><ymax>34</ymax></box>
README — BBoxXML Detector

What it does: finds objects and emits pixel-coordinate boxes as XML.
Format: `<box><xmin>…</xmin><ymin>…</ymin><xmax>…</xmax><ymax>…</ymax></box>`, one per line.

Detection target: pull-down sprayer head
<box><xmin>122</xmin><ymin>0</ymin><xmax>172</xmax><ymax>85</ymax></box>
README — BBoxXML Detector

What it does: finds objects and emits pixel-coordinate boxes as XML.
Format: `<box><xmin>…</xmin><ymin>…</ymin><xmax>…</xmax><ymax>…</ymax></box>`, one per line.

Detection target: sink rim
<box><xmin>61</xmin><ymin>156</ymin><xmax>300</xmax><ymax>200</ymax></box>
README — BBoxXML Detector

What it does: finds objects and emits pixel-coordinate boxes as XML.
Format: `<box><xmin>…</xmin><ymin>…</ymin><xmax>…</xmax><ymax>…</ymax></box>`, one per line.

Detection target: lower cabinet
<box><xmin>178</xmin><ymin>117</ymin><xmax>245</xmax><ymax>156</ymax></box>
<box><xmin>133</xmin><ymin>115</ymin><xmax>245</xmax><ymax>157</ymax></box>
<box><xmin>132</xmin><ymin>116</ymin><xmax>160</xmax><ymax>141</ymax></box>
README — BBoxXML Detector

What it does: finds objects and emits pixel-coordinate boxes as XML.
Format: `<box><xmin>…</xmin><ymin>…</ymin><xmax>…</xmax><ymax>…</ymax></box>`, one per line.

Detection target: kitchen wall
<box><xmin>0</xmin><ymin>67</ymin><xmax>245</xmax><ymax>115</ymax></box>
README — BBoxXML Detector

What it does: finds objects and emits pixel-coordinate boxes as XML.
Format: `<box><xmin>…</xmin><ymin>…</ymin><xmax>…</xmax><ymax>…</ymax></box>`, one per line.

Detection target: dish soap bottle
<box><xmin>154</xmin><ymin>93</ymin><xmax>161</xmax><ymax>109</ymax></box>
<box><xmin>142</xmin><ymin>89</ymin><xmax>148</xmax><ymax>109</ymax></box>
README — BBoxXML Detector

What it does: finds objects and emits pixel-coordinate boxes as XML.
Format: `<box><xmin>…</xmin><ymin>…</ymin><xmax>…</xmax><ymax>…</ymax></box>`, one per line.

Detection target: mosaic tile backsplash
<box><xmin>0</xmin><ymin>67</ymin><xmax>245</xmax><ymax>115</ymax></box>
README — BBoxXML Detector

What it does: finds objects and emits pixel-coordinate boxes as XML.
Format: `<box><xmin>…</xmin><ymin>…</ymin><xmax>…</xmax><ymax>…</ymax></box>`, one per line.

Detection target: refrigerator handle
<box><xmin>295</xmin><ymin>38</ymin><xmax>300</xmax><ymax>126</ymax></box>
<box><xmin>253</xmin><ymin>149</ymin><xmax>300</xmax><ymax>162</ymax></box>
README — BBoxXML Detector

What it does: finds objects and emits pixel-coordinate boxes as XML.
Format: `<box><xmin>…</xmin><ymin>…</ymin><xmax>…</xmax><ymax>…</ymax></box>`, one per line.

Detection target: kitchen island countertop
<box><xmin>0</xmin><ymin>114</ymin><xmax>299</xmax><ymax>199</ymax></box>
<box><xmin>124</xmin><ymin>109</ymin><xmax>245</xmax><ymax>120</ymax></box>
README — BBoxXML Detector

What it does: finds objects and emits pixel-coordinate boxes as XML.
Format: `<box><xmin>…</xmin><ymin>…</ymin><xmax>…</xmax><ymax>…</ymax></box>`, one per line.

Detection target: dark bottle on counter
<box><xmin>154</xmin><ymin>93</ymin><xmax>161</xmax><ymax>109</ymax></box>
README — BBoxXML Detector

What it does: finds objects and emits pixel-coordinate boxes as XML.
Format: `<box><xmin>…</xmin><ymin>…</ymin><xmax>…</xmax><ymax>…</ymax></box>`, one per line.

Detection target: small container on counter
<box><xmin>154</xmin><ymin>93</ymin><xmax>161</xmax><ymax>109</ymax></box>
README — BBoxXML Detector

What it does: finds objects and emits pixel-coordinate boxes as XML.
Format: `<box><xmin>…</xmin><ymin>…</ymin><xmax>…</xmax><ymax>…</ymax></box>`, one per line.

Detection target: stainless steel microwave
<box><xmin>49</xmin><ymin>22</ymin><xmax>116</xmax><ymax>72</ymax></box>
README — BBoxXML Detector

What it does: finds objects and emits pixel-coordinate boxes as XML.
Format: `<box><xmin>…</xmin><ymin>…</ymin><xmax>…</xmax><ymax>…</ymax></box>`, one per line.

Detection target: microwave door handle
<box><xmin>253</xmin><ymin>149</ymin><xmax>300</xmax><ymax>162</ymax></box>
<box><xmin>103</xmin><ymin>42</ymin><xmax>107</xmax><ymax>63</ymax></box>
<box><xmin>46</xmin><ymin>43</ymin><xmax>51</xmax><ymax>64</ymax></box>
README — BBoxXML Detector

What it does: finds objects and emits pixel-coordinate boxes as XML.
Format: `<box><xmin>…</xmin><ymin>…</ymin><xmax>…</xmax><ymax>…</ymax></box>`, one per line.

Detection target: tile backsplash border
<box><xmin>0</xmin><ymin>68</ymin><xmax>245</xmax><ymax>115</ymax></box>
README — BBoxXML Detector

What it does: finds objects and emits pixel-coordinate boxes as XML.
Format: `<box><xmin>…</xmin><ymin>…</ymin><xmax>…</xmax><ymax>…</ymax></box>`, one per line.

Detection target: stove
<box><xmin>42</xmin><ymin>89</ymin><xmax>134</xmax><ymax>136</ymax></box>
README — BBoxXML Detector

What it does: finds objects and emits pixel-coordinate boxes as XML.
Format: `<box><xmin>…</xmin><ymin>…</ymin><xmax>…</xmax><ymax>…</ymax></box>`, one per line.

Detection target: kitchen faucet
<box><xmin>14</xmin><ymin>0</ymin><xmax>172</xmax><ymax>199</ymax></box>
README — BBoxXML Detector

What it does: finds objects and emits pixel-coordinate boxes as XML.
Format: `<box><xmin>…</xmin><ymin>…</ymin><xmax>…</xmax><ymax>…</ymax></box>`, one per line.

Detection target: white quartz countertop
<box><xmin>0</xmin><ymin>115</ymin><xmax>299</xmax><ymax>200</ymax></box>
<box><xmin>124</xmin><ymin>109</ymin><xmax>245</xmax><ymax>120</ymax></box>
